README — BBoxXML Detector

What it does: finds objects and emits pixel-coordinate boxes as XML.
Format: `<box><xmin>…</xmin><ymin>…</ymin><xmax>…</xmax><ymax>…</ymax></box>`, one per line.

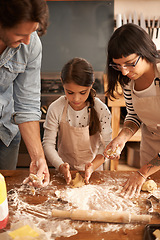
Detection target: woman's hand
<box><xmin>85</xmin><ymin>162</ymin><xmax>94</xmax><ymax>184</ymax></box>
<box><xmin>104</xmin><ymin>137</ymin><xmax>125</xmax><ymax>159</ymax></box>
<box><xmin>59</xmin><ymin>162</ymin><xmax>72</xmax><ymax>185</ymax></box>
<box><xmin>121</xmin><ymin>171</ymin><xmax>146</xmax><ymax>198</ymax></box>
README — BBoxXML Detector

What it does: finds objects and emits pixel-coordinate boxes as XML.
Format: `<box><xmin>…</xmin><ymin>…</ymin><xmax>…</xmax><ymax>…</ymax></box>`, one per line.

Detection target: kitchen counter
<box><xmin>1</xmin><ymin>169</ymin><xmax>160</xmax><ymax>240</ymax></box>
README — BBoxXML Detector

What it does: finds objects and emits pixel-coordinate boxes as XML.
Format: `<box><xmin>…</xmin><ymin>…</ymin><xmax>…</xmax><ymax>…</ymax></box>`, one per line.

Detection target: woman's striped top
<box><xmin>123</xmin><ymin>83</ymin><xmax>141</xmax><ymax>128</ymax></box>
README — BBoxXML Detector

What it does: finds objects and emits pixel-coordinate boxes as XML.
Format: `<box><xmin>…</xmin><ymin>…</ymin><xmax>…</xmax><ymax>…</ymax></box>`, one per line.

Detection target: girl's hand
<box><xmin>121</xmin><ymin>171</ymin><xmax>146</xmax><ymax>198</ymax></box>
<box><xmin>59</xmin><ymin>162</ymin><xmax>72</xmax><ymax>185</ymax></box>
<box><xmin>85</xmin><ymin>162</ymin><xmax>94</xmax><ymax>184</ymax></box>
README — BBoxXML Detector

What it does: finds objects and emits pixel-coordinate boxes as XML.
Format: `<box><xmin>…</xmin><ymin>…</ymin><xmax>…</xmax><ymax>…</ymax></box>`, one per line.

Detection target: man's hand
<box><xmin>23</xmin><ymin>158</ymin><xmax>50</xmax><ymax>187</ymax></box>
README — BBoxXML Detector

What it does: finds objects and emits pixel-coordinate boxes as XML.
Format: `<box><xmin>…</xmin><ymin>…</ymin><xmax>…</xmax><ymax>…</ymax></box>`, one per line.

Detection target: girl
<box><xmin>104</xmin><ymin>23</ymin><xmax>160</xmax><ymax>198</ymax></box>
<box><xmin>43</xmin><ymin>57</ymin><xmax>112</xmax><ymax>184</ymax></box>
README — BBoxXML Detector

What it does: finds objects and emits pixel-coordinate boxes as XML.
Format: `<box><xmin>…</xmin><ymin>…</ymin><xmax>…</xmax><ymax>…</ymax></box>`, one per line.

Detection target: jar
<box><xmin>0</xmin><ymin>173</ymin><xmax>9</xmax><ymax>229</ymax></box>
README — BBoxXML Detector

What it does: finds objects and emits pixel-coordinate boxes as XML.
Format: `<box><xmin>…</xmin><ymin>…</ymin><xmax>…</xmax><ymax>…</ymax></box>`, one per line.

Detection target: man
<box><xmin>0</xmin><ymin>0</ymin><xmax>49</xmax><ymax>186</ymax></box>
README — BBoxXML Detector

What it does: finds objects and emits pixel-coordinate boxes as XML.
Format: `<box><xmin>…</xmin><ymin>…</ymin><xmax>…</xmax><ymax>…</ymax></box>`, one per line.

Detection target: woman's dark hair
<box><xmin>0</xmin><ymin>0</ymin><xmax>49</xmax><ymax>36</ymax></box>
<box><xmin>106</xmin><ymin>23</ymin><xmax>160</xmax><ymax>99</ymax></box>
<box><xmin>61</xmin><ymin>57</ymin><xmax>101</xmax><ymax>136</ymax></box>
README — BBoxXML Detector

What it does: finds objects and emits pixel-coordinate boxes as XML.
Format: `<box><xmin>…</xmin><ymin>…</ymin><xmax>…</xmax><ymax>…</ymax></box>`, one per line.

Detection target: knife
<box><xmin>140</xmin><ymin>13</ymin><xmax>147</xmax><ymax>32</ymax></box>
<box><xmin>156</xmin><ymin>17</ymin><xmax>160</xmax><ymax>39</ymax></box>
<box><xmin>133</xmin><ymin>11</ymin><xmax>138</xmax><ymax>25</ymax></box>
<box><xmin>151</xmin><ymin>17</ymin><xmax>155</xmax><ymax>39</ymax></box>
<box><xmin>147</xmin><ymin>16</ymin><xmax>151</xmax><ymax>36</ymax></box>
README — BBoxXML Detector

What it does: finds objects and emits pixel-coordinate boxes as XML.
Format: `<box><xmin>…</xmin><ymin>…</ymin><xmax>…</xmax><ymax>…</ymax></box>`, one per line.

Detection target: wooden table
<box><xmin>1</xmin><ymin>169</ymin><xmax>160</xmax><ymax>240</ymax></box>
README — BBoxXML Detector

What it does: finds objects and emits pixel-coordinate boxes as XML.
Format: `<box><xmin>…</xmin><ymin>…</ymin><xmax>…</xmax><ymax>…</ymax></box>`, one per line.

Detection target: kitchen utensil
<box><xmin>140</xmin><ymin>13</ymin><xmax>147</xmax><ymax>32</ymax></box>
<box><xmin>116</xmin><ymin>13</ymin><xmax>122</xmax><ymax>28</ymax></box>
<box><xmin>151</xmin><ymin>17</ymin><xmax>155</xmax><ymax>39</ymax></box>
<box><xmin>156</xmin><ymin>17</ymin><xmax>160</xmax><ymax>39</ymax></box>
<box><xmin>147</xmin><ymin>16</ymin><xmax>151</xmax><ymax>36</ymax></box>
<box><xmin>143</xmin><ymin>224</ymin><xmax>160</xmax><ymax>240</ymax></box>
<box><xmin>52</xmin><ymin>209</ymin><xmax>151</xmax><ymax>223</ymax></box>
<box><xmin>122</xmin><ymin>13</ymin><xmax>127</xmax><ymax>25</ymax></box>
<box><xmin>133</xmin><ymin>11</ymin><xmax>138</xmax><ymax>25</ymax></box>
<box><xmin>128</xmin><ymin>13</ymin><xmax>132</xmax><ymax>23</ymax></box>
<box><xmin>146</xmin><ymin>195</ymin><xmax>160</xmax><ymax>218</ymax></box>
<box><xmin>152</xmin><ymin>18</ymin><xmax>160</xmax><ymax>50</ymax></box>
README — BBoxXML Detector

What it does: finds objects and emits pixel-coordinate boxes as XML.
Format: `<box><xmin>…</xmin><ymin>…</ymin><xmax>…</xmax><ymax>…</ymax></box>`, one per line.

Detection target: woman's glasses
<box><xmin>109</xmin><ymin>56</ymin><xmax>141</xmax><ymax>71</ymax></box>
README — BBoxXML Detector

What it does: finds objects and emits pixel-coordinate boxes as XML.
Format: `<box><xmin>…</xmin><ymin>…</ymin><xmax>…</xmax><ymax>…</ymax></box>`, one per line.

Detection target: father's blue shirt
<box><xmin>0</xmin><ymin>31</ymin><xmax>42</xmax><ymax>146</ymax></box>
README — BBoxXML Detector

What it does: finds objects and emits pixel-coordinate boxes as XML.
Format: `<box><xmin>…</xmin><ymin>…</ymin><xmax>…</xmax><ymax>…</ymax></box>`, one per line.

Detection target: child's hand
<box><xmin>59</xmin><ymin>162</ymin><xmax>72</xmax><ymax>185</ymax></box>
<box><xmin>85</xmin><ymin>162</ymin><xmax>94</xmax><ymax>184</ymax></box>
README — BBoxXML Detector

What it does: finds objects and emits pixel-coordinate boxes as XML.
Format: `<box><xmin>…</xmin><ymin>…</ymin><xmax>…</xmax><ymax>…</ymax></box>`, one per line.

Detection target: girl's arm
<box><xmin>85</xmin><ymin>154</ymin><xmax>105</xmax><ymax>183</ymax></box>
<box><xmin>42</xmin><ymin>101</ymin><xmax>64</xmax><ymax>169</ymax></box>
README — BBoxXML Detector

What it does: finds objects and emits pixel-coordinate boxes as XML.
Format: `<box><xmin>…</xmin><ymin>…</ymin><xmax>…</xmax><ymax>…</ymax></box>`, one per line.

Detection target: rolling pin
<box><xmin>52</xmin><ymin>209</ymin><xmax>151</xmax><ymax>223</ymax></box>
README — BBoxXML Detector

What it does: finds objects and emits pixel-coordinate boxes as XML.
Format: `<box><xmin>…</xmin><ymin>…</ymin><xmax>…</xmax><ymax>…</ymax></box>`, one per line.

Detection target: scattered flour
<box><xmin>5</xmin><ymin>172</ymin><xmax>160</xmax><ymax>239</ymax></box>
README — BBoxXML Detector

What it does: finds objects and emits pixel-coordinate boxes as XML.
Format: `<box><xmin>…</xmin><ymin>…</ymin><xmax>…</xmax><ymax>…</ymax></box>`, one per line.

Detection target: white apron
<box><xmin>131</xmin><ymin>80</ymin><xmax>160</xmax><ymax>167</ymax></box>
<box><xmin>57</xmin><ymin>101</ymin><xmax>103</xmax><ymax>171</ymax></box>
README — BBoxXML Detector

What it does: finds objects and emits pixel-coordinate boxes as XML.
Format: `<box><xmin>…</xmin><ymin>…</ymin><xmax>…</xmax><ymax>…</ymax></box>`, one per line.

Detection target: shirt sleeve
<box><xmin>123</xmin><ymin>84</ymin><xmax>141</xmax><ymax>127</ymax></box>
<box><xmin>94</xmin><ymin>98</ymin><xmax>112</xmax><ymax>155</ymax></box>
<box><xmin>42</xmin><ymin>97</ymin><xmax>64</xmax><ymax>169</ymax></box>
<box><xmin>12</xmin><ymin>32</ymin><xmax>42</xmax><ymax>124</ymax></box>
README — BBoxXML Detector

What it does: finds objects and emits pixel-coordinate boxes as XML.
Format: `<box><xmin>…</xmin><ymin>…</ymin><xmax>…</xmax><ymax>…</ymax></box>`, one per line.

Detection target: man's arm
<box><xmin>19</xmin><ymin>121</ymin><xmax>50</xmax><ymax>187</ymax></box>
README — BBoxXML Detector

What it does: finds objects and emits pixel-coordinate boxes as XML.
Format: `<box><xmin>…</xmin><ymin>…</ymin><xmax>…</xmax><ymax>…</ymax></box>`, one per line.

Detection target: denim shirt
<box><xmin>0</xmin><ymin>31</ymin><xmax>42</xmax><ymax>146</ymax></box>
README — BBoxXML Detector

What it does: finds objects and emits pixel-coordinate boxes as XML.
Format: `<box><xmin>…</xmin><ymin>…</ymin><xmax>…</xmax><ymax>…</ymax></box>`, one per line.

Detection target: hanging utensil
<box><xmin>151</xmin><ymin>17</ymin><xmax>155</xmax><ymax>39</ymax></box>
<box><xmin>147</xmin><ymin>16</ymin><xmax>151</xmax><ymax>36</ymax></box>
<box><xmin>128</xmin><ymin>13</ymin><xmax>132</xmax><ymax>23</ymax></box>
<box><xmin>122</xmin><ymin>13</ymin><xmax>127</xmax><ymax>25</ymax></box>
<box><xmin>140</xmin><ymin>13</ymin><xmax>147</xmax><ymax>32</ymax></box>
<box><xmin>133</xmin><ymin>11</ymin><xmax>138</xmax><ymax>25</ymax></box>
<box><xmin>156</xmin><ymin>17</ymin><xmax>160</xmax><ymax>39</ymax></box>
<box><xmin>116</xmin><ymin>13</ymin><xmax>122</xmax><ymax>28</ymax></box>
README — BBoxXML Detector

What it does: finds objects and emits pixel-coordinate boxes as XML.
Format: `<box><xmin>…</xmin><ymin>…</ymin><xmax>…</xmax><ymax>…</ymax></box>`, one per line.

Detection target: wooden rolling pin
<box><xmin>52</xmin><ymin>209</ymin><xmax>151</xmax><ymax>223</ymax></box>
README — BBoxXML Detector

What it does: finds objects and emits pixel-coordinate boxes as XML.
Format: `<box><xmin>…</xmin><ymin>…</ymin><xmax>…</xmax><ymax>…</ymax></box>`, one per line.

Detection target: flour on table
<box><xmin>5</xmin><ymin>172</ymin><xmax>160</xmax><ymax>240</ymax></box>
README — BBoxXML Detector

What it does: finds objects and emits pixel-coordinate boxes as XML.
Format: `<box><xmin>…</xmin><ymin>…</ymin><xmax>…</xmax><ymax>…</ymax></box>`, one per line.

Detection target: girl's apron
<box><xmin>131</xmin><ymin>80</ymin><xmax>160</xmax><ymax>167</ymax></box>
<box><xmin>57</xmin><ymin>101</ymin><xmax>103</xmax><ymax>171</ymax></box>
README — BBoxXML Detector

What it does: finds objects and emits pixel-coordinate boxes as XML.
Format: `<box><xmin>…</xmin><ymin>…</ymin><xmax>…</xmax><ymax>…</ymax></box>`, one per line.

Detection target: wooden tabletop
<box><xmin>1</xmin><ymin>169</ymin><xmax>160</xmax><ymax>240</ymax></box>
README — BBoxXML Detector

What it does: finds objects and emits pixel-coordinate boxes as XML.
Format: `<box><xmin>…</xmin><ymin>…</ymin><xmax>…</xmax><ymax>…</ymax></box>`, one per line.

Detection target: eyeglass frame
<box><xmin>109</xmin><ymin>55</ymin><xmax>141</xmax><ymax>71</ymax></box>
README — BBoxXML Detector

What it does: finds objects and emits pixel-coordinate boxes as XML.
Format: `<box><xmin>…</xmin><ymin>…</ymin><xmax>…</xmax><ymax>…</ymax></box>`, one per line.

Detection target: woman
<box><xmin>43</xmin><ymin>57</ymin><xmax>112</xmax><ymax>184</ymax></box>
<box><xmin>104</xmin><ymin>23</ymin><xmax>160</xmax><ymax>198</ymax></box>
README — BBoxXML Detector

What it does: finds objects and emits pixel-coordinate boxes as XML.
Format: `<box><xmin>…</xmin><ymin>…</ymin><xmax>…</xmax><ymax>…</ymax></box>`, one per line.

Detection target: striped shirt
<box><xmin>123</xmin><ymin>82</ymin><xmax>141</xmax><ymax>128</ymax></box>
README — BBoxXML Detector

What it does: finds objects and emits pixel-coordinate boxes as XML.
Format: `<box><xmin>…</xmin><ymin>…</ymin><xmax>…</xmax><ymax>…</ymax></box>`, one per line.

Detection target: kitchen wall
<box><xmin>115</xmin><ymin>0</ymin><xmax>160</xmax><ymax>19</ymax></box>
<box><xmin>41</xmin><ymin>1</ymin><xmax>114</xmax><ymax>73</ymax></box>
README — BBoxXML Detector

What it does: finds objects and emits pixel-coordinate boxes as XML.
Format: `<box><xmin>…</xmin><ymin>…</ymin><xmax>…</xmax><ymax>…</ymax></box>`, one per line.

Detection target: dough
<box><xmin>29</xmin><ymin>173</ymin><xmax>45</xmax><ymax>186</ymax></box>
<box><xmin>106</xmin><ymin>144</ymin><xmax>121</xmax><ymax>157</ymax></box>
<box><xmin>141</xmin><ymin>179</ymin><xmax>157</xmax><ymax>193</ymax></box>
<box><xmin>71</xmin><ymin>173</ymin><xmax>85</xmax><ymax>188</ymax></box>
<box><xmin>153</xmin><ymin>229</ymin><xmax>160</xmax><ymax>239</ymax></box>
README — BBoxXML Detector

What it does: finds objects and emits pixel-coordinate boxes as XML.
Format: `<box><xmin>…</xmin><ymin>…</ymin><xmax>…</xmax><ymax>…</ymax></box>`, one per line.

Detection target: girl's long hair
<box><xmin>61</xmin><ymin>57</ymin><xmax>101</xmax><ymax>136</ymax></box>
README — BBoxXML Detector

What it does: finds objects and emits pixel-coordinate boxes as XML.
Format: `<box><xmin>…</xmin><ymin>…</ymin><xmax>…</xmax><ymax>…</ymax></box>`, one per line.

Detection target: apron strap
<box><xmin>61</xmin><ymin>99</ymin><xmax>68</xmax><ymax>122</ymax></box>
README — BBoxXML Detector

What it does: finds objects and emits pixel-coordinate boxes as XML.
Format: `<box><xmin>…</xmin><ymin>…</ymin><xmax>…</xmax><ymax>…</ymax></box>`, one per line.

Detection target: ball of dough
<box><xmin>141</xmin><ymin>180</ymin><xmax>157</xmax><ymax>193</ymax></box>
<box><xmin>71</xmin><ymin>173</ymin><xmax>85</xmax><ymax>188</ymax></box>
